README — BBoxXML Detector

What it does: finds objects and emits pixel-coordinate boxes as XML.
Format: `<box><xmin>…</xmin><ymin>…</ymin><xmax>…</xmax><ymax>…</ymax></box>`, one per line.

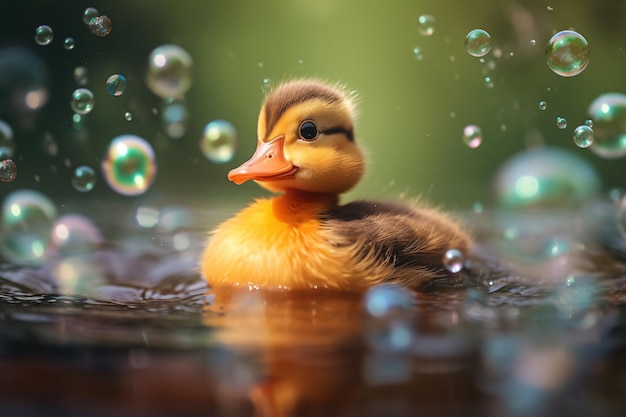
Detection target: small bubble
<box><xmin>74</xmin><ymin>66</ymin><xmax>89</xmax><ymax>86</ymax></box>
<box><xmin>261</xmin><ymin>78</ymin><xmax>272</xmax><ymax>93</ymax></box>
<box><xmin>546</xmin><ymin>30</ymin><xmax>590</xmax><ymax>77</ymax></box>
<box><xmin>101</xmin><ymin>135</ymin><xmax>157</xmax><ymax>196</ymax></box>
<box><xmin>443</xmin><ymin>249</ymin><xmax>464</xmax><ymax>273</ymax></box>
<box><xmin>200</xmin><ymin>120</ymin><xmax>237</xmax><ymax>163</ymax></box>
<box><xmin>462</xmin><ymin>124</ymin><xmax>482</xmax><ymax>149</ymax></box>
<box><xmin>584</xmin><ymin>119</ymin><xmax>593</xmax><ymax>127</ymax></box>
<box><xmin>484</xmin><ymin>76</ymin><xmax>494</xmax><ymax>88</ymax></box>
<box><xmin>70</xmin><ymin>88</ymin><xmax>95</xmax><ymax>115</ymax></box>
<box><xmin>146</xmin><ymin>44</ymin><xmax>193</xmax><ymax>99</ymax></box>
<box><xmin>83</xmin><ymin>7</ymin><xmax>99</xmax><ymax>25</ymax></box>
<box><xmin>71</xmin><ymin>166</ymin><xmax>96</xmax><ymax>192</ymax></box>
<box><xmin>64</xmin><ymin>37</ymin><xmax>75</xmax><ymax>50</ymax></box>
<box><xmin>0</xmin><ymin>159</ymin><xmax>17</xmax><ymax>182</ymax></box>
<box><xmin>539</xmin><ymin>100</ymin><xmax>547</xmax><ymax>110</ymax></box>
<box><xmin>573</xmin><ymin>125</ymin><xmax>594</xmax><ymax>148</ymax></box>
<box><xmin>413</xmin><ymin>47</ymin><xmax>423</xmax><ymax>60</ymax></box>
<box><xmin>162</xmin><ymin>101</ymin><xmax>188</xmax><ymax>139</ymax></box>
<box><xmin>547</xmin><ymin>5</ymin><xmax>554</xmax><ymax>11</ymax></box>
<box><xmin>124</xmin><ymin>111</ymin><xmax>133</xmax><ymax>121</ymax></box>
<box><xmin>34</xmin><ymin>25</ymin><xmax>53</xmax><ymax>46</ymax></box>
<box><xmin>530</xmin><ymin>39</ymin><xmax>537</xmax><ymax>46</ymax></box>
<box><xmin>105</xmin><ymin>74</ymin><xmax>126</xmax><ymax>96</ymax></box>
<box><xmin>465</xmin><ymin>29</ymin><xmax>492</xmax><ymax>57</ymax></box>
<box><xmin>556</xmin><ymin>117</ymin><xmax>567</xmax><ymax>129</ymax></box>
<box><xmin>89</xmin><ymin>15</ymin><xmax>112</xmax><ymax>37</ymax></box>
<box><xmin>417</xmin><ymin>14</ymin><xmax>435</xmax><ymax>36</ymax></box>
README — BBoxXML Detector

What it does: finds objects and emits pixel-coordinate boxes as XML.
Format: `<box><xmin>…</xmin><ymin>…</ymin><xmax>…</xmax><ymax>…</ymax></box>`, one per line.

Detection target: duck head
<box><xmin>228</xmin><ymin>79</ymin><xmax>365</xmax><ymax>195</ymax></box>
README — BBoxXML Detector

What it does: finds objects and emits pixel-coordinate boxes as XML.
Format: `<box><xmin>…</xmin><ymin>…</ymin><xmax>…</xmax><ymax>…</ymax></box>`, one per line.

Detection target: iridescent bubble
<box><xmin>101</xmin><ymin>134</ymin><xmax>157</xmax><ymax>196</ymax></box>
<box><xmin>0</xmin><ymin>159</ymin><xmax>16</xmax><ymax>182</ymax></box>
<box><xmin>539</xmin><ymin>101</ymin><xmax>547</xmax><ymax>111</ymax></box>
<box><xmin>412</xmin><ymin>47</ymin><xmax>423</xmax><ymax>60</ymax></box>
<box><xmin>465</xmin><ymin>29</ymin><xmax>492</xmax><ymax>57</ymax></box>
<box><xmin>162</xmin><ymin>101</ymin><xmax>188</xmax><ymax>138</ymax></box>
<box><xmin>74</xmin><ymin>66</ymin><xmax>88</xmax><ymax>86</ymax></box>
<box><xmin>556</xmin><ymin>117</ymin><xmax>567</xmax><ymax>129</ymax></box>
<box><xmin>200</xmin><ymin>120</ymin><xmax>237</xmax><ymax>163</ymax></box>
<box><xmin>105</xmin><ymin>74</ymin><xmax>126</xmax><ymax>96</ymax></box>
<box><xmin>51</xmin><ymin>214</ymin><xmax>103</xmax><ymax>255</ymax></box>
<box><xmin>72</xmin><ymin>165</ymin><xmax>96</xmax><ymax>192</ymax></box>
<box><xmin>0</xmin><ymin>190</ymin><xmax>57</xmax><ymax>264</ymax></box>
<box><xmin>71</xmin><ymin>88</ymin><xmax>95</xmax><ymax>115</ymax></box>
<box><xmin>34</xmin><ymin>25</ymin><xmax>53</xmax><ymax>46</ymax></box>
<box><xmin>0</xmin><ymin>120</ymin><xmax>15</xmax><ymax>159</ymax></box>
<box><xmin>64</xmin><ymin>37</ymin><xmax>75</xmax><ymax>50</ymax></box>
<box><xmin>124</xmin><ymin>111</ymin><xmax>133</xmax><ymax>121</ymax></box>
<box><xmin>417</xmin><ymin>14</ymin><xmax>435</xmax><ymax>36</ymax></box>
<box><xmin>83</xmin><ymin>7</ymin><xmax>99</xmax><ymax>25</ymax></box>
<box><xmin>443</xmin><ymin>249</ymin><xmax>464</xmax><ymax>273</ymax></box>
<box><xmin>546</xmin><ymin>30</ymin><xmax>590</xmax><ymax>77</ymax></box>
<box><xmin>89</xmin><ymin>15</ymin><xmax>112</xmax><ymax>37</ymax></box>
<box><xmin>146</xmin><ymin>44</ymin><xmax>193</xmax><ymax>99</ymax></box>
<box><xmin>494</xmin><ymin>147</ymin><xmax>601</xmax><ymax>208</ymax></box>
<box><xmin>573</xmin><ymin>125</ymin><xmax>594</xmax><ymax>148</ymax></box>
<box><xmin>462</xmin><ymin>124</ymin><xmax>482</xmax><ymax>149</ymax></box>
<box><xmin>587</xmin><ymin>93</ymin><xmax>626</xmax><ymax>158</ymax></box>
<box><xmin>584</xmin><ymin>119</ymin><xmax>593</xmax><ymax>127</ymax></box>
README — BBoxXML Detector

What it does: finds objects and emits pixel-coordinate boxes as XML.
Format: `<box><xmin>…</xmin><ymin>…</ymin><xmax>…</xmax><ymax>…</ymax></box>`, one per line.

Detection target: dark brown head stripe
<box><xmin>263</xmin><ymin>81</ymin><xmax>345</xmax><ymax>138</ymax></box>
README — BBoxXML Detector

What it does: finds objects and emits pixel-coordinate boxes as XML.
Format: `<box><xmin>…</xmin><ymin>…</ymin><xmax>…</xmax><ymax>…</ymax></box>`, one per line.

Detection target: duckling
<box><xmin>201</xmin><ymin>79</ymin><xmax>471</xmax><ymax>291</ymax></box>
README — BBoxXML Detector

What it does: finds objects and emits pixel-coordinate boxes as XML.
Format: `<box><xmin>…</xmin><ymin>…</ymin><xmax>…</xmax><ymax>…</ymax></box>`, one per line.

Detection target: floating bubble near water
<box><xmin>546</xmin><ymin>30</ymin><xmax>590</xmax><ymax>77</ymax></box>
<box><xmin>443</xmin><ymin>249</ymin><xmax>464</xmax><ymax>273</ymax></box>
<box><xmin>200</xmin><ymin>120</ymin><xmax>237</xmax><ymax>163</ymax></box>
<box><xmin>417</xmin><ymin>14</ymin><xmax>435</xmax><ymax>36</ymax></box>
<box><xmin>0</xmin><ymin>190</ymin><xmax>57</xmax><ymax>264</ymax></box>
<box><xmin>71</xmin><ymin>165</ymin><xmax>96</xmax><ymax>192</ymax></box>
<box><xmin>0</xmin><ymin>159</ymin><xmax>17</xmax><ymax>182</ymax></box>
<box><xmin>146</xmin><ymin>44</ymin><xmax>193</xmax><ymax>99</ymax></box>
<box><xmin>101</xmin><ymin>134</ymin><xmax>157</xmax><ymax>196</ymax></box>
<box><xmin>34</xmin><ymin>25</ymin><xmax>53</xmax><ymax>46</ymax></box>
<box><xmin>105</xmin><ymin>74</ymin><xmax>126</xmax><ymax>96</ymax></box>
<box><xmin>465</xmin><ymin>29</ymin><xmax>492</xmax><ymax>57</ymax></box>
<box><xmin>556</xmin><ymin>117</ymin><xmax>567</xmax><ymax>129</ymax></box>
<box><xmin>573</xmin><ymin>125</ymin><xmax>594</xmax><ymax>148</ymax></box>
<box><xmin>587</xmin><ymin>92</ymin><xmax>626</xmax><ymax>158</ymax></box>
<box><xmin>462</xmin><ymin>124</ymin><xmax>483</xmax><ymax>149</ymax></box>
<box><xmin>64</xmin><ymin>37</ymin><xmax>75</xmax><ymax>50</ymax></box>
<box><xmin>89</xmin><ymin>15</ymin><xmax>112</xmax><ymax>37</ymax></box>
<box><xmin>83</xmin><ymin>7</ymin><xmax>98</xmax><ymax>25</ymax></box>
<box><xmin>71</xmin><ymin>88</ymin><xmax>95</xmax><ymax>115</ymax></box>
<box><xmin>51</xmin><ymin>214</ymin><xmax>103</xmax><ymax>255</ymax></box>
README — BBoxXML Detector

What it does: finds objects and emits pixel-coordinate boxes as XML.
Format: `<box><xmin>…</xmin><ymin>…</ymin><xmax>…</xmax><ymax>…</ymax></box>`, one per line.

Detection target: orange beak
<box><xmin>228</xmin><ymin>135</ymin><xmax>298</xmax><ymax>185</ymax></box>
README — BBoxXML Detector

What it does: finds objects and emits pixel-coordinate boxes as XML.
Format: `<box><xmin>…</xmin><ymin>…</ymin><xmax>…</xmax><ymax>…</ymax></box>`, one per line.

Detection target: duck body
<box><xmin>201</xmin><ymin>79</ymin><xmax>471</xmax><ymax>291</ymax></box>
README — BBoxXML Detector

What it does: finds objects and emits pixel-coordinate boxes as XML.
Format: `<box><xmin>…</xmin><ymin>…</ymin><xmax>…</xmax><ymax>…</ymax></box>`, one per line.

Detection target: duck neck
<box><xmin>272</xmin><ymin>188</ymin><xmax>339</xmax><ymax>221</ymax></box>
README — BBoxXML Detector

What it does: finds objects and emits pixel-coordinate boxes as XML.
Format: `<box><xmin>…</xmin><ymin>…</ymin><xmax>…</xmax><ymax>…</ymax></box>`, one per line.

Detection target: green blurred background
<box><xmin>1</xmin><ymin>0</ymin><xmax>625</xmax><ymax>217</ymax></box>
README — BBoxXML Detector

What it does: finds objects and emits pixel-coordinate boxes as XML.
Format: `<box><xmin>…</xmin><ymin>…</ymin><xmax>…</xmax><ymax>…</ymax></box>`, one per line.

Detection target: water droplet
<box><xmin>71</xmin><ymin>165</ymin><xmax>96</xmax><ymax>192</ymax></box>
<box><xmin>64</xmin><ymin>37</ymin><xmax>75</xmax><ymax>50</ymax></box>
<box><xmin>162</xmin><ymin>101</ymin><xmax>188</xmax><ymax>139</ymax></box>
<box><xmin>484</xmin><ymin>76</ymin><xmax>494</xmax><ymax>88</ymax></box>
<box><xmin>417</xmin><ymin>14</ymin><xmax>435</xmax><ymax>36</ymax></box>
<box><xmin>70</xmin><ymin>88</ymin><xmax>95</xmax><ymax>115</ymax></box>
<box><xmin>0</xmin><ymin>120</ymin><xmax>15</xmax><ymax>159</ymax></box>
<box><xmin>101</xmin><ymin>135</ymin><xmax>157</xmax><ymax>196</ymax></box>
<box><xmin>587</xmin><ymin>93</ymin><xmax>626</xmax><ymax>158</ymax></box>
<box><xmin>465</xmin><ymin>29</ymin><xmax>492</xmax><ymax>57</ymax></box>
<box><xmin>0</xmin><ymin>190</ymin><xmax>57</xmax><ymax>264</ymax></box>
<box><xmin>556</xmin><ymin>116</ymin><xmax>567</xmax><ymax>129</ymax></box>
<box><xmin>443</xmin><ymin>249</ymin><xmax>464</xmax><ymax>273</ymax></box>
<box><xmin>146</xmin><ymin>44</ymin><xmax>193</xmax><ymax>99</ymax></box>
<box><xmin>51</xmin><ymin>214</ymin><xmax>103</xmax><ymax>255</ymax></box>
<box><xmin>462</xmin><ymin>124</ymin><xmax>482</xmax><ymax>149</ymax></box>
<box><xmin>539</xmin><ymin>101</ymin><xmax>547</xmax><ymax>110</ymax></box>
<box><xmin>34</xmin><ymin>25</ymin><xmax>53</xmax><ymax>46</ymax></box>
<box><xmin>412</xmin><ymin>47</ymin><xmax>423</xmax><ymax>60</ymax></box>
<box><xmin>74</xmin><ymin>66</ymin><xmax>89</xmax><ymax>86</ymax></box>
<box><xmin>546</xmin><ymin>30</ymin><xmax>590</xmax><ymax>77</ymax></box>
<box><xmin>124</xmin><ymin>111</ymin><xmax>133</xmax><ymax>121</ymax></box>
<box><xmin>0</xmin><ymin>159</ymin><xmax>17</xmax><ymax>182</ymax></box>
<box><xmin>573</xmin><ymin>125</ymin><xmax>594</xmax><ymax>148</ymax></box>
<box><xmin>105</xmin><ymin>74</ymin><xmax>126</xmax><ymax>96</ymax></box>
<box><xmin>83</xmin><ymin>7</ymin><xmax>99</xmax><ymax>25</ymax></box>
<box><xmin>200</xmin><ymin>120</ymin><xmax>237</xmax><ymax>163</ymax></box>
<box><xmin>89</xmin><ymin>15</ymin><xmax>112</xmax><ymax>37</ymax></box>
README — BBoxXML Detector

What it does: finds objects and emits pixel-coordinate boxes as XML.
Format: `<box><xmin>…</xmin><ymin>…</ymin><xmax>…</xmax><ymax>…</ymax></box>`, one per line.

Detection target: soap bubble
<box><xmin>587</xmin><ymin>92</ymin><xmax>626</xmax><ymax>158</ymax></box>
<box><xmin>70</xmin><ymin>88</ymin><xmax>95</xmax><ymax>115</ymax></box>
<box><xmin>89</xmin><ymin>15</ymin><xmax>112</xmax><ymax>37</ymax></box>
<box><xmin>162</xmin><ymin>100</ymin><xmax>188</xmax><ymax>138</ymax></box>
<box><xmin>462</xmin><ymin>124</ymin><xmax>482</xmax><ymax>149</ymax></box>
<box><xmin>71</xmin><ymin>165</ymin><xmax>96</xmax><ymax>192</ymax></box>
<box><xmin>74</xmin><ymin>66</ymin><xmax>88</xmax><ymax>86</ymax></box>
<box><xmin>83</xmin><ymin>7</ymin><xmax>99</xmax><ymax>25</ymax></box>
<box><xmin>51</xmin><ymin>214</ymin><xmax>103</xmax><ymax>255</ymax></box>
<box><xmin>584</xmin><ymin>119</ymin><xmax>593</xmax><ymax>127</ymax></box>
<box><xmin>0</xmin><ymin>190</ymin><xmax>57</xmax><ymax>264</ymax></box>
<box><xmin>546</xmin><ymin>30</ymin><xmax>589</xmax><ymax>77</ymax></box>
<box><xmin>124</xmin><ymin>111</ymin><xmax>133</xmax><ymax>121</ymax></box>
<box><xmin>443</xmin><ymin>249</ymin><xmax>464</xmax><ymax>273</ymax></box>
<box><xmin>465</xmin><ymin>29</ymin><xmax>492</xmax><ymax>57</ymax></box>
<box><xmin>105</xmin><ymin>74</ymin><xmax>126</xmax><ymax>96</ymax></box>
<box><xmin>0</xmin><ymin>120</ymin><xmax>15</xmax><ymax>158</ymax></box>
<box><xmin>146</xmin><ymin>44</ymin><xmax>193</xmax><ymax>99</ymax></box>
<box><xmin>417</xmin><ymin>14</ymin><xmax>435</xmax><ymax>36</ymax></box>
<box><xmin>573</xmin><ymin>125</ymin><xmax>594</xmax><ymax>148</ymax></box>
<box><xmin>101</xmin><ymin>134</ymin><xmax>157</xmax><ymax>196</ymax></box>
<box><xmin>412</xmin><ymin>47</ymin><xmax>423</xmax><ymax>61</ymax></box>
<box><xmin>34</xmin><ymin>25</ymin><xmax>53</xmax><ymax>46</ymax></box>
<box><xmin>64</xmin><ymin>37</ymin><xmax>75</xmax><ymax>50</ymax></box>
<box><xmin>556</xmin><ymin>117</ymin><xmax>567</xmax><ymax>129</ymax></box>
<box><xmin>0</xmin><ymin>159</ymin><xmax>17</xmax><ymax>182</ymax></box>
<box><xmin>200</xmin><ymin>120</ymin><xmax>237</xmax><ymax>163</ymax></box>
<box><xmin>539</xmin><ymin>101</ymin><xmax>547</xmax><ymax>111</ymax></box>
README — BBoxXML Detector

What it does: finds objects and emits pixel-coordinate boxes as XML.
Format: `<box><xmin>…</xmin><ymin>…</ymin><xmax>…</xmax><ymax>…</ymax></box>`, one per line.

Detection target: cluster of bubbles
<box><xmin>465</xmin><ymin>29</ymin><xmax>492</xmax><ymax>58</ymax></box>
<box><xmin>417</xmin><ymin>14</ymin><xmax>435</xmax><ymax>36</ymax></box>
<box><xmin>200</xmin><ymin>120</ymin><xmax>237</xmax><ymax>163</ymax></box>
<box><xmin>545</xmin><ymin>30</ymin><xmax>590</xmax><ymax>77</ymax></box>
<box><xmin>462</xmin><ymin>124</ymin><xmax>483</xmax><ymax>149</ymax></box>
<box><xmin>83</xmin><ymin>7</ymin><xmax>112</xmax><ymax>37</ymax></box>
<box><xmin>101</xmin><ymin>135</ymin><xmax>157</xmax><ymax>196</ymax></box>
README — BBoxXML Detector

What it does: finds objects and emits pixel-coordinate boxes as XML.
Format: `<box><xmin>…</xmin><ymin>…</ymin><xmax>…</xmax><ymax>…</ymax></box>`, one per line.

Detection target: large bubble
<box><xmin>50</xmin><ymin>214</ymin><xmax>103</xmax><ymax>255</ymax></box>
<box><xmin>101</xmin><ymin>134</ymin><xmax>157</xmax><ymax>196</ymax></box>
<box><xmin>0</xmin><ymin>190</ymin><xmax>57</xmax><ymax>264</ymax></box>
<box><xmin>465</xmin><ymin>29</ymin><xmax>492</xmax><ymax>58</ymax></box>
<box><xmin>34</xmin><ymin>25</ymin><xmax>53</xmax><ymax>46</ymax></box>
<box><xmin>494</xmin><ymin>147</ymin><xmax>601</xmax><ymax>208</ymax></box>
<box><xmin>587</xmin><ymin>93</ymin><xmax>626</xmax><ymax>158</ymax></box>
<box><xmin>146</xmin><ymin>44</ymin><xmax>193</xmax><ymax>99</ymax></box>
<box><xmin>546</xmin><ymin>30</ymin><xmax>589</xmax><ymax>77</ymax></box>
<box><xmin>200</xmin><ymin>120</ymin><xmax>237</xmax><ymax>163</ymax></box>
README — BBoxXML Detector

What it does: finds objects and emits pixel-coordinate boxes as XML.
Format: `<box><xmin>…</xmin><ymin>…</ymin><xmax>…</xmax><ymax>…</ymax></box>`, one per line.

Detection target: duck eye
<box><xmin>299</xmin><ymin>121</ymin><xmax>319</xmax><ymax>141</ymax></box>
